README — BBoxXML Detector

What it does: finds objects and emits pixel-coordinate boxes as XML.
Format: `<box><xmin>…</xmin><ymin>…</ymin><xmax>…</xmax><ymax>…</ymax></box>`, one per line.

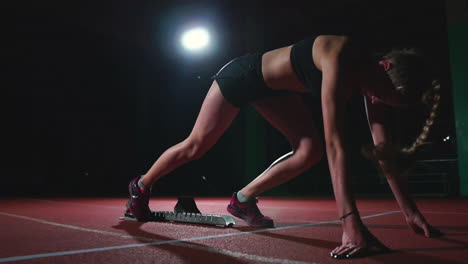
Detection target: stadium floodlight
<box><xmin>181</xmin><ymin>27</ymin><xmax>210</xmax><ymax>52</ymax></box>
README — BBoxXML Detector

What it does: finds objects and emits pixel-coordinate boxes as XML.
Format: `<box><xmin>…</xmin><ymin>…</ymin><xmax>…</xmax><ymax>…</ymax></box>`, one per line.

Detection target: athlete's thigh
<box><xmin>189</xmin><ymin>81</ymin><xmax>240</xmax><ymax>145</ymax></box>
<box><xmin>251</xmin><ymin>93</ymin><xmax>321</xmax><ymax>148</ymax></box>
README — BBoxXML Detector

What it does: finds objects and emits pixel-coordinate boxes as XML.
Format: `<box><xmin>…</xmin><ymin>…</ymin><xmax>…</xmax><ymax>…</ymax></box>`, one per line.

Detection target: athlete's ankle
<box><xmin>236</xmin><ymin>191</ymin><xmax>254</xmax><ymax>203</ymax></box>
<box><xmin>139</xmin><ymin>175</ymin><xmax>152</xmax><ymax>189</ymax></box>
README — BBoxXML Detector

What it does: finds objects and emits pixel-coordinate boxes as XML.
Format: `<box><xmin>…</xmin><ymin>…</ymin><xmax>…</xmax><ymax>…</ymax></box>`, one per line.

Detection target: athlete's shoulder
<box><xmin>312</xmin><ymin>35</ymin><xmax>352</xmax><ymax>70</ymax></box>
<box><xmin>314</xmin><ymin>35</ymin><xmax>352</xmax><ymax>56</ymax></box>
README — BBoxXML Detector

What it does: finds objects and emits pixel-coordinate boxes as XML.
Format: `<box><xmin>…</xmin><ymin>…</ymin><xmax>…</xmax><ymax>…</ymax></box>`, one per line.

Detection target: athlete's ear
<box><xmin>378</xmin><ymin>60</ymin><xmax>393</xmax><ymax>72</ymax></box>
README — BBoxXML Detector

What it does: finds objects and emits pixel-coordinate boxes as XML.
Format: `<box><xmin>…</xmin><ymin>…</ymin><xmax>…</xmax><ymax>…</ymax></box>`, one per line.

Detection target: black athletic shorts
<box><xmin>212</xmin><ymin>53</ymin><xmax>289</xmax><ymax>108</ymax></box>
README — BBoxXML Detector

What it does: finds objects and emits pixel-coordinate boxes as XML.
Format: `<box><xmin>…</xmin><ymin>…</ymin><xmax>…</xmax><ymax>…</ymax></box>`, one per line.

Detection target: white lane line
<box><xmin>0</xmin><ymin>211</ymin><xmax>315</xmax><ymax>264</ymax></box>
<box><xmin>173</xmin><ymin>243</ymin><xmax>318</xmax><ymax>264</ymax></box>
<box><xmin>17</xmin><ymin>199</ymin><xmax>468</xmax><ymax>215</ymax></box>
<box><xmin>0</xmin><ymin>211</ymin><xmax>399</xmax><ymax>263</ymax></box>
<box><xmin>0</xmin><ymin>212</ymin><xmax>146</xmax><ymax>240</ymax></box>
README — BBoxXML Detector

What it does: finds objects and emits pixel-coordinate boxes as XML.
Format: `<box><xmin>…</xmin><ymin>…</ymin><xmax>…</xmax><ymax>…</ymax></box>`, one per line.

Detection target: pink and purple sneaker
<box><xmin>125</xmin><ymin>176</ymin><xmax>152</xmax><ymax>222</ymax></box>
<box><xmin>227</xmin><ymin>192</ymin><xmax>274</xmax><ymax>228</ymax></box>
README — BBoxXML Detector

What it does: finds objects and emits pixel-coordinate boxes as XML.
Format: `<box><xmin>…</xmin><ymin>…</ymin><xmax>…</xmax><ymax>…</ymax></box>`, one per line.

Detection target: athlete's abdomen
<box><xmin>261</xmin><ymin>46</ymin><xmax>308</xmax><ymax>93</ymax></box>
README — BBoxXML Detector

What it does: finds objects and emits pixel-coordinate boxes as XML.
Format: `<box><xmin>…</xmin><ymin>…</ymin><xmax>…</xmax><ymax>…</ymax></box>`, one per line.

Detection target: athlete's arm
<box><xmin>320</xmin><ymin>50</ymin><xmax>357</xmax><ymax>219</ymax></box>
<box><xmin>364</xmin><ymin>97</ymin><xmax>441</xmax><ymax>237</ymax></box>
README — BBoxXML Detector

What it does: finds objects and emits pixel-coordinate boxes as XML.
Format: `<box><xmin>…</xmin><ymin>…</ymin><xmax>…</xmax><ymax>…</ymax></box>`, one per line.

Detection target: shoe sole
<box><xmin>227</xmin><ymin>205</ymin><xmax>274</xmax><ymax>228</ymax></box>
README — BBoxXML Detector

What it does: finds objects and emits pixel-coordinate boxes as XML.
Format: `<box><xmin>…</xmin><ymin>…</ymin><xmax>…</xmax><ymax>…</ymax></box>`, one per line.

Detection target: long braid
<box><xmin>362</xmin><ymin>47</ymin><xmax>442</xmax><ymax>176</ymax></box>
<box><xmin>362</xmin><ymin>80</ymin><xmax>442</xmax><ymax>176</ymax></box>
<box><xmin>402</xmin><ymin>80</ymin><xmax>441</xmax><ymax>154</ymax></box>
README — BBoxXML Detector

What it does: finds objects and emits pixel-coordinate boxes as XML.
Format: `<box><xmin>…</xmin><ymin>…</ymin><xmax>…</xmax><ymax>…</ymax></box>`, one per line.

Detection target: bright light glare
<box><xmin>181</xmin><ymin>28</ymin><xmax>210</xmax><ymax>51</ymax></box>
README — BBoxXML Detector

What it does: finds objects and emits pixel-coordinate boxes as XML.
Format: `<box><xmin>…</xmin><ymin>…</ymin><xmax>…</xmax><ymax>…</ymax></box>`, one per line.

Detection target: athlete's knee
<box><xmin>292</xmin><ymin>138</ymin><xmax>324</xmax><ymax>170</ymax></box>
<box><xmin>182</xmin><ymin>137</ymin><xmax>210</xmax><ymax>161</ymax></box>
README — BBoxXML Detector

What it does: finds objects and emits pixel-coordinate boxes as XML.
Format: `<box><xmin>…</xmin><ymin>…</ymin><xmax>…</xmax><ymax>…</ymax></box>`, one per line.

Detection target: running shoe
<box><xmin>125</xmin><ymin>176</ymin><xmax>152</xmax><ymax>221</ymax></box>
<box><xmin>227</xmin><ymin>192</ymin><xmax>274</xmax><ymax>228</ymax></box>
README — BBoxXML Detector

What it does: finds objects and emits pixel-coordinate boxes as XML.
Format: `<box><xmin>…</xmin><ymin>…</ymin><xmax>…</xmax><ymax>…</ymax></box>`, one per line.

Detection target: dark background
<box><xmin>2</xmin><ymin>0</ymin><xmax>457</xmax><ymax>197</ymax></box>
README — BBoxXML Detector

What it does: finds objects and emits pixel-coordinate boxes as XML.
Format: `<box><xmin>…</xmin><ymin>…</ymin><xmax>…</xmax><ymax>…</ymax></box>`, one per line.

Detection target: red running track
<box><xmin>0</xmin><ymin>197</ymin><xmax>467</xmax><ymax>264</ymax></box>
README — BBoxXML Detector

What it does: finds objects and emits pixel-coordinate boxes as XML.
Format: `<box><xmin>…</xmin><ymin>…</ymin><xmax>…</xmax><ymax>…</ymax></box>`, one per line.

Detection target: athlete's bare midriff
<box><xmin>261</xmin><ymin>45</ymin><xmax>309</xmax><ymax>93</ymax></box>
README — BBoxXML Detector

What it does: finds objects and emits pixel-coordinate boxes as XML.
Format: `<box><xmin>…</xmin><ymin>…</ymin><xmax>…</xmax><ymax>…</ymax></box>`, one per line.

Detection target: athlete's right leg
<box><xmin>227</xmin><ymin>93</ymin><xmax>323</xmax><ymax>227</ymax></box>
<box><xmin>127</xmin><ymin>81</ymin><xmax>239</xmax><ymax>221</ymax></box>
<box><xmin>240</xmin><ymin>93</ymin><xmax>324</xmax><ymax>197</ymax></box>
<box><xmin>141</xmin><ymin>80</ymin><xmax>240</xmax><ymax>187</ymax></box>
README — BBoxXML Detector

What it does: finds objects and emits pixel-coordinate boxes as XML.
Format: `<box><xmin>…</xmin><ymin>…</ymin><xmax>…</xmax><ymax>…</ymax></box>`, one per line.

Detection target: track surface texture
<box><xmin>1</xmin><ymin>197</ymin><xmax>467</xmax><ymax>264</ymax></box>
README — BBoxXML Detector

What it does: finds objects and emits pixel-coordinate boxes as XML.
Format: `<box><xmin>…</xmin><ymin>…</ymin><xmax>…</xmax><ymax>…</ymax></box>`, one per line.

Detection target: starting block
<box><xmin>120</xmin><ymin>196</ymin><xmax>236</xmax><ymax>227</ymax></box>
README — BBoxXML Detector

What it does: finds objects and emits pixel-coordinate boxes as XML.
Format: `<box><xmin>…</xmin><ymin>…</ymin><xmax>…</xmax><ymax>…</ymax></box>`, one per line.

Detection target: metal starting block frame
<box><xmin>120</xmin><ymin>196</ymin><xmax>236</xmax><ymax>227</ymax></box>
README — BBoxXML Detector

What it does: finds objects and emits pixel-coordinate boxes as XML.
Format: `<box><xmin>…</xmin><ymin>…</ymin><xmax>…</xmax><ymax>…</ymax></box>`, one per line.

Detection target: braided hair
<box><xmin>362</xmin><ymin>49</ymin><xmax>441</xmax><ymax>175</ymax></box>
